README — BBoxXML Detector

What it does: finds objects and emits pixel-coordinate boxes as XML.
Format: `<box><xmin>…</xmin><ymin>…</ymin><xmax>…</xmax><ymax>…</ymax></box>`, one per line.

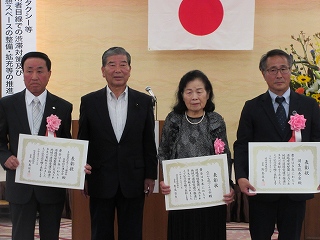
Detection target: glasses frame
<box><xmin>265</xmin><ymin>66</ymin><xmax>291</xmax><ymax>75</ymax></box>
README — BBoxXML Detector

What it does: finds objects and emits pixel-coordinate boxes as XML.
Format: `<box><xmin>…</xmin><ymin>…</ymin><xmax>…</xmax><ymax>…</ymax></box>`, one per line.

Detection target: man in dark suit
<box><xmin>234</xmin><ymin>49</ymin><xmax>320</xmax><ymax>240</ymax></box>
<box><xmin>0</xmin><ymin>52</ymin><xmax>72</xmax><ymax>240</ymax></box>
<box><xmin>78</xmin><ymin>47</ymin><xmax>158</xmax><ymax>240</ymax></box>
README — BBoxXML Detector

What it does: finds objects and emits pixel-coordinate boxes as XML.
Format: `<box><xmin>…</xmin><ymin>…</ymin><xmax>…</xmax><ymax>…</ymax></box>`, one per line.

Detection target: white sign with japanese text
<box><xmin>162</xmin><ymin>154</ymin><xmax>230</xmax><ymax>211</ymax></box>
<box><xmin>249</xmin><ymin>142</ymin><xmax>320</xmax><ymax>193</ymax></box>
<box><xmin>16</xmin><ymin>134</ymin><xmax>88</xmax><ymax>190</ymax></box>
<box><xmin>1</xmin><ymin>0</ymin><xmax>37</xmax><ymax>97</ymax></box>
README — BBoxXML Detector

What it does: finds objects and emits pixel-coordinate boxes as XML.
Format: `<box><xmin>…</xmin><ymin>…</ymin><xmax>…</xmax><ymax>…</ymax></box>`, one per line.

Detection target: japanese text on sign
<box><xmin>1</xmin><ymin>0</ymin><xmax>36</xmax><ymax>96</ymax></box>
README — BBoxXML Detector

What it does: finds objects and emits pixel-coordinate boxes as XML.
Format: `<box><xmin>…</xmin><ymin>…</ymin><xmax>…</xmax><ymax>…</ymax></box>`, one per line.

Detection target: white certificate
<box><xmin>249</xmin><ymin>142</ymin><xmax>320</xmax><ymax>193</ymax></box>
<box><xmin>15</xmin><ymin>134</ymin><xmax>88</xmax><ymax>189</ymax></box>
<box><xmin>162</xmin><ymin>154</ymin><xmax>230</xmax><ymax>211</ymax></box>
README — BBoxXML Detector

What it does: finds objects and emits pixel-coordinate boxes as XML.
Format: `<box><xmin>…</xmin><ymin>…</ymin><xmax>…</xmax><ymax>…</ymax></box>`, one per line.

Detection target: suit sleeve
<box><xmin>309</xmin><ymin>99</ymin><xmax>320</xmax><ymax>142</ymax></box>
<box><xmin>59</xmin><ymin>102</ymin><xmax>72</xmax><ymax>139</ymax></box>
<box><xmin>143</xmin><ymin>97</ymin><xmax>158</xmax><ymax>180</ymax></box>
<box><xmin>157</xmin><ymin>112</ymin><xmax>177</xmax><ymax>163</ymax></box>
<box><xmin>77</xmin><ymin>96</ymin><xmax>89</xmax><ymax>141</ymax></box>
<box><xmin>0</xmin><ymin>99</ymin><xmax>12</xmax><ymax>168</ymax></box>
<box><xmin>233</xmin><ymin>101</ymin><xmax>253</xmax><ymax>181</ymax></box>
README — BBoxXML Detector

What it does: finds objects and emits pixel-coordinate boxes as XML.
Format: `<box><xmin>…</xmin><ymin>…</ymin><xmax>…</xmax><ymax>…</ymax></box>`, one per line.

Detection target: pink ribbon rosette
<box><xmin>46</xmin><ymin>114</ymin><xmax>61</xmax><ymax>138</ymax></box>
<box><xmin>288</xmin><ymin>112</ymin><xmax>306</xmax><ymax>142</ymax></box>
<box><xmin>214</xmin><ymin>138</ymin><xmax>225</xmax><ymax>155</ymax></box>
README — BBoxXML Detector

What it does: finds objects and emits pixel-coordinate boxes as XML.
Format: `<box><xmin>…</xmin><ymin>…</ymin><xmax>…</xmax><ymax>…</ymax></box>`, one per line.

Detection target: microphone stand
<box><xmin>145</xmin><ymin>86</ymin><xmax>157</xmax><ymax>120</ymax></box>
<box><xmin>152</xmin><ymin>97</ymin><xmax>158</xmax><ymax>121</ymax></box>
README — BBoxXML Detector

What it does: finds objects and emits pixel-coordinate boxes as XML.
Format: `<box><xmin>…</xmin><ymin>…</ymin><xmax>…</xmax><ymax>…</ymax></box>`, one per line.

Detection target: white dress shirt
<box><xmin>25</xmin><ymin>89</ymin><xmax>47</xmax><ymax>135</ymax></box>
<box><xmin>106</xmin><ymin>86</ymin><xmax>128</xmax><ymax>142</ymax></box>
<box><xmin>269</xmin><ymin>88</ymin><xmax>290</xmax><ymax>117</ymax></box>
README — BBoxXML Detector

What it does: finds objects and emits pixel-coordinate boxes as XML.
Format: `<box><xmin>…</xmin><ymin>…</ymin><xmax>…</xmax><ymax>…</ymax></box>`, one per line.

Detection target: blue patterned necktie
<box><xmin>275</xmin><ymin>96</ymin><xmax>287</xmax><ymax>132</ymax></box>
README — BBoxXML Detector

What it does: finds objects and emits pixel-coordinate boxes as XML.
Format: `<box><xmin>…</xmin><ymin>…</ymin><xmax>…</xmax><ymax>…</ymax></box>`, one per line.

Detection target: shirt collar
<box><xmin>25</xmin><ymin>89</ymin><xmax>47</xmax><ymax>106</ymax></box>
<box><xmin>106</xmin><ymin>85</ymin><xmax>128</xmax><ymax>101</ymax></box>
<box><xmin>269</xmin><ymin>88</ymin><xmax>290</xmax><ymax>104</ymax></box>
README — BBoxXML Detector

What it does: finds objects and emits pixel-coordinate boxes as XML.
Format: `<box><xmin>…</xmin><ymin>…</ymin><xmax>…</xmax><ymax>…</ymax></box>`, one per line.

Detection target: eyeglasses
<box><xmin>266</xmin><ymin>67</ymin><xmax>290</xmax><ymax>75</ymax></box>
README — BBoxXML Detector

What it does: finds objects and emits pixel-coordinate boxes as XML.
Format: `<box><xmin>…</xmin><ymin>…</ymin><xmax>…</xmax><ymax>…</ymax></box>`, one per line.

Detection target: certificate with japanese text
<box><xmin>162</xmin><ymin>154</ymin><xmax>230</xmax><ymax>211</ymax></box>
<box><xmin>15</xmin><ymin>134</ymin><xmax>88</xmax><ymax>189</ymax></box>
<box><xmin>249</xmin><ymin>142</ymin><xmax>320</xmax><ymax>193</ymax></box>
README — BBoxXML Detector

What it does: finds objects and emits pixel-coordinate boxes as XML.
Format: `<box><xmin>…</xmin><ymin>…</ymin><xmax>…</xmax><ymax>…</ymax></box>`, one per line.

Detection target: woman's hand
<box><xmin>160</xmin><ymin>181</ymin><xmax>171</xmax><ymax>195</ymax></box>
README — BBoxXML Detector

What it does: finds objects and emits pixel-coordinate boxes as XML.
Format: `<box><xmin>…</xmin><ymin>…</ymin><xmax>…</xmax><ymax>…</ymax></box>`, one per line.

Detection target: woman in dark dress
<box><xmin>158</xmin><ymin>70</ymin><xmax>234</xmax><ymax>240</ymax></box>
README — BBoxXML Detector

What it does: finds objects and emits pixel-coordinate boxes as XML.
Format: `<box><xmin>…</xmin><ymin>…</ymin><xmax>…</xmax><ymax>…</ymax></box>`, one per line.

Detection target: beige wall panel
<box><xmin>31</xmin><ymin>0</ymin><xmax>320</xmax><ymax>153</ymax></box>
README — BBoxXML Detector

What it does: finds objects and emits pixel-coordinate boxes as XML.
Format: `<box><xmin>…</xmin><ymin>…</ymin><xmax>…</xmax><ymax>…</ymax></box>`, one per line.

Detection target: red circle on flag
<box><xmin>178</xmin><ymin>0</ymin><xmax>224</xmax><ymax>36</ymax></box>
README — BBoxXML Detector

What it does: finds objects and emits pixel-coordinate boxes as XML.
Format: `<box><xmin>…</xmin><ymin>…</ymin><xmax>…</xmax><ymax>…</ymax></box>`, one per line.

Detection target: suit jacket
<box><xmin>0</xmin><ymin>89</ymin><xmax>72</xmax><ymax>204</ymax></box>
<box><xmin>78</xmin><ymin>87</ymin><xmax>158</xmax><ymax>199</ymax></box>
<box><xmin>234</xmin><ymin>90</ymin><xmax>320</xmax><ymax>201</ymax></box>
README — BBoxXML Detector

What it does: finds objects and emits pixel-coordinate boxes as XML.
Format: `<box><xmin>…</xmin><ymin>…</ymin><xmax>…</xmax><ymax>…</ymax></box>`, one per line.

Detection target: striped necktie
<box><xmin>32</xmin><ymin>97</ymin><xmax>42</xmax><ymax>135</ymax></box>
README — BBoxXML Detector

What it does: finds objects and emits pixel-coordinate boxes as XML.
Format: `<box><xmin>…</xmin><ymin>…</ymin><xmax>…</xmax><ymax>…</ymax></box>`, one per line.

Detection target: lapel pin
<box><xmin>52</xmin><ymin>107</ymin><xmax>56</xmax><ymax>109</ymax></box>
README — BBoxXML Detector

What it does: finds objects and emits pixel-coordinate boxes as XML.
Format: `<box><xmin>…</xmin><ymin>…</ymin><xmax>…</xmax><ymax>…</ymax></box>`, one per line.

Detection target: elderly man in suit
<box><xmin>0</xmin><ymin>51</ymin><xmax>74</xmax><ymax>240</ymax></box>
<box><xmin>234</xmin><ymin>49</ymin><xmax>320</xmax><ymax>240</ymax></box>
<box><xmin>78</xmin><ymin>47</ymin><xmax>158</xmax><ymax>240</ymax></box>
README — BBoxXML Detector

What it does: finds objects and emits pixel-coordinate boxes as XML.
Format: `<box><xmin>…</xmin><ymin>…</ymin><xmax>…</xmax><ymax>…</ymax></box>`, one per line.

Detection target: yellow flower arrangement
<box><xmin>285</xmin><ymin>31</ymin><xmax>320</xmax><ymax>103</ymax></box>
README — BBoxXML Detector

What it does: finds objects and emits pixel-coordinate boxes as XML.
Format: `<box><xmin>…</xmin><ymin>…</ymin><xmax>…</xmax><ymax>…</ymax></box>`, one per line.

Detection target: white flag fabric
<box><xmin>148</xmin><ymin>0</ymin><xmax>255</xmax><ymax>50</ymax></box>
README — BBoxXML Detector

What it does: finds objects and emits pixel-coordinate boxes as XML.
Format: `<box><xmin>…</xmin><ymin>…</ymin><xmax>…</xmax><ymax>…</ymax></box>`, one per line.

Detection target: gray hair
<box><xmin>102</xmin><ymin>47</ymin><xmax>131</xmax><ymax>67</ymax></box>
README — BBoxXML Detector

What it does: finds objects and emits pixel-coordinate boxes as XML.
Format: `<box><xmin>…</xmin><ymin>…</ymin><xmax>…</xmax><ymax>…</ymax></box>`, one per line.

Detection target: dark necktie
<box><xmin>275</xmin><ymin>96</ymin><xmax>287</xmax><ymax>132</ymax></box>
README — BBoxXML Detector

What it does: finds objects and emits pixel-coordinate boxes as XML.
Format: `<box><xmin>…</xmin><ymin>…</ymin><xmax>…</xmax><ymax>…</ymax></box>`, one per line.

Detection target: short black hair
<box><xmin>259</xmin><ymin>49</ymin><xmax>292</xmax><ymax>72</ymax></box>
<box><xmin>21</xmin><ymin>51</ymin><xmax>51</xmax><ymax>71</ymax></box>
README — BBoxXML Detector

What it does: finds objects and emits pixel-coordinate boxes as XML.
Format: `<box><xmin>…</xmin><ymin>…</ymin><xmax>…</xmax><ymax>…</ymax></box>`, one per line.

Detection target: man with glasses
<box><xmin>234</xmin><ymin>49</ymin><xmax>320</xmax><ymax>240</ymax></box>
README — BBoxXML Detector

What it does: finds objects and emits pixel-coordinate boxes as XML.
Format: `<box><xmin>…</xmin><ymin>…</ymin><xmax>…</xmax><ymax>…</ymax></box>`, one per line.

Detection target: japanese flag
<box><xmin>148</xmin><ymin>0</ymin><xmax>255</xmax><ymax>50</ymax></box>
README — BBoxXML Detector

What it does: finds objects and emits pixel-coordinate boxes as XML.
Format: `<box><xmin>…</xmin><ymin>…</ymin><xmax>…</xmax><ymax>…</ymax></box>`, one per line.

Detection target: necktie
<box><xmin>275</xmin><ymin>96</ymin><xmax>287</xmax><ymax>132</ymax></box>
<box><xmin>32</xmin><ymin>97</ymin><xmax>42</xmax><ymax>135</ymax></box>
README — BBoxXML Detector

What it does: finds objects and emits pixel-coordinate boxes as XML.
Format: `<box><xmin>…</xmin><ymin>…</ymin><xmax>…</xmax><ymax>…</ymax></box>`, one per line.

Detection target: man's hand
<box><xmin>223</xmin><ymin>188</ymin><xmax>235</xmax><ymax>205</ymax></box>
<box><xmin>4</xmin><ymin>155</ymin><xmax>19</xmax><ymax>170</ymax></box>
<box><xmin>238</xmin><ymin>178</ymin><xmax>257</xmax><ymax>196</ymax></box>
<box><xmin>84</xmin><ymin>164</ymin><xmax>92</xmax><ymax>174</ymax></box>
<box><xmin>144</xmin><ymin>178</ymin><xmax>155</xmax><ymax>197</ymax></box>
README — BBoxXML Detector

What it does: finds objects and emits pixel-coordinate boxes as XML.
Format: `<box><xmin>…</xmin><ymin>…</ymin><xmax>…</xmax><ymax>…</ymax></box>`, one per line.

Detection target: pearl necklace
<box><xmin>185</xmin><ymin>111</ymin><xmax>206</xmax><ymax>125</ymax></box>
